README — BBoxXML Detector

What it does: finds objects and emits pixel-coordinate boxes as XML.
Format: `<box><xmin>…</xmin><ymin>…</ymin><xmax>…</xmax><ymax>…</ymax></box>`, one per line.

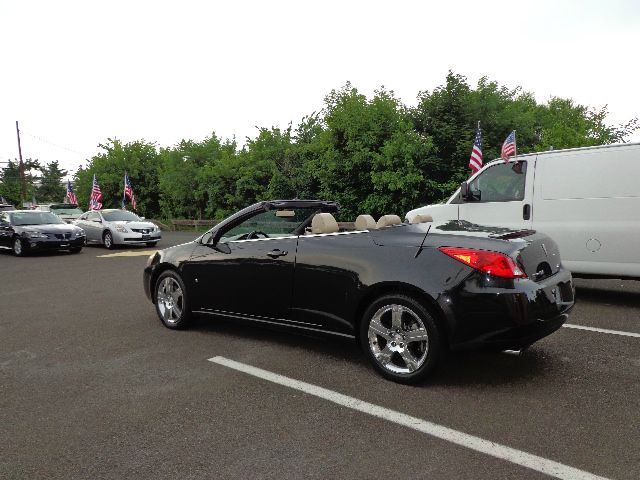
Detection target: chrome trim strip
<box><xmin>228</xmin><ymin>235</ymin><xmax>298</xmax><ymax>244</ymax></box>
<box><xmin>193</xmin><ymin>309</ymin><xmax>355</xmax><ymax>338</ymax></box>
<box><xmin>302</xmin><ymin>230</ymin><xmax>368</xmax><ymax>238</ymax></box>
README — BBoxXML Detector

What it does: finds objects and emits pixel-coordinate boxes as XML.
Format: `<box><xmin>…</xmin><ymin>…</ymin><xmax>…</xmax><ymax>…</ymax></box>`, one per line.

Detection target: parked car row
<box><xmin>0</xmin><ymin>207</ymin><xmax>161</xmax><ymax>256</ymax></box>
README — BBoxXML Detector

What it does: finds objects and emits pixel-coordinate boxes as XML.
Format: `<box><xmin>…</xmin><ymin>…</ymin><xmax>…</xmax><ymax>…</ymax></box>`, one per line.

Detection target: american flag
<box><xmin>89</xmin><ymin>174</ymin><xmax>103</xmax><ymax>211</ymax></box>
<box><xmin>468</xmin><ymin>124</ymin><xmax>483</xmax><ymax>174</ymax></box>
<box><xmin>123</xmin><ymin>171</ymin><xmax>137</xmax><ymax>210</ymax></box>
<box><xmin>501</xmin><ymin>130</ymin><xmax>516</xmax><ymax>161</ymax></box>
<box><xmin>67</xmin><ymin>180</ymin><xmax>78</xmax><ymax>205</ymax></box>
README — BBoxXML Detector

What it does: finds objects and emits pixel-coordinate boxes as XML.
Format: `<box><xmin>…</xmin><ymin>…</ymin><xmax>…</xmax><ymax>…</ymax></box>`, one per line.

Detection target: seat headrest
<box><xmin>355</xmin><ymin>214</ymin><xmax>376</xmax><ymax>230</ymax></box>
<box><xmin>376</xmin><ymin>214</ymin><xmax>402</xmax><ymax>229</ymax></box>
<box><xmin>311</xmin><ymin>213</ymin><xmax>339</xmax><ymax>234</ymax></box>
<box><xmin>411</xmin><ymin>214</ymin><xmax>433</xmax><ymax>224</ymax></box>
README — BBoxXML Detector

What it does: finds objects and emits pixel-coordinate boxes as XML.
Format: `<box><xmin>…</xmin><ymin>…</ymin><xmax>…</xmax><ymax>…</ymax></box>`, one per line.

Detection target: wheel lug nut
<box><xmin>400</xmin><ymin>343</ymin><xmax>404</xmax><ymax>347</ymax></box>
<box><xmin>391</xmin><ymin>342</ymin><xmax>396</xmax><ymax>347</ymax></box>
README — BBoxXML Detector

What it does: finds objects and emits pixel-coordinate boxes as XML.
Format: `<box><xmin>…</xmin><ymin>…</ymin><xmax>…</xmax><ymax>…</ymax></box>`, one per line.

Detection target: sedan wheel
<box><xmin>155</xmin><ymin>271</ymin><xmax>191</xmax><ymax>329</ymax></box>
<box><xmin>103</xmin><ymin>231</ymin><xmax>114</xmax><ymax>250</ymax></box>
<box><xmin>13</xmin><ymin>237</ymin><xmax>25</xmax><ymax>256</ymax></box>
<box><xmin>360</xmin><ymin>295</ymin><xmax>441</xmax><ymax>384</ymax></box>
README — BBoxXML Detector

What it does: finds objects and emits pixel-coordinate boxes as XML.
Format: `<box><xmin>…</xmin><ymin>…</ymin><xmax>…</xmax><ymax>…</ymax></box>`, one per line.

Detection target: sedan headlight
<box><xmin>115</xmin><ymin>224</ymin><xmax>128</xmax><ymax>233</ymax></box>
<box><xmin>22</xmin><ymin>231</ymin><xmax>47</xmax><ymax>239</ymax></box>
<box><xmin>76</xmin><ymin>228</ymin><xmax>86</xmax><ymax>237</ymax></box>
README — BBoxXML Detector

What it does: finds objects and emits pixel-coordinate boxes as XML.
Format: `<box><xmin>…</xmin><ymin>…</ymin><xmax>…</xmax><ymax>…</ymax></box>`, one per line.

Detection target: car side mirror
<box><xmin>140</xmin><ymin>216</ymin><xmax>146</xmax><ymax>220</ymax></box>
<box><xmin>214</xmin><ymin>242</ymin><xmax>231</xmax><ymax>254</ymax></box>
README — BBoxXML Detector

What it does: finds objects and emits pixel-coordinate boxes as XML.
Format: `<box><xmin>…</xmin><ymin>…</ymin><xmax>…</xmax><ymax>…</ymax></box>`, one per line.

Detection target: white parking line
<box><xmin>563</xmin><ymin>324</ymin><xmax>640</xmax><ymax>338</ymax></box>
<box><xmin>96</xmin><ymin>250</ymin><xmax>158</xmax><ymax>258</ymax></box>
<box><xmin>208</xmin><ymin>356</ymin><xmax>609</xmax><ymax>480</ymax></box>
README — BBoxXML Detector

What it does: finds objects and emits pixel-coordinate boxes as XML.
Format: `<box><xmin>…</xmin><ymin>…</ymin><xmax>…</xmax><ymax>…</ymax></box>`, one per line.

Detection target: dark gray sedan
<box><xmin>0</xmin><ymin>210</ymin><xmax>85</xmax><ymax>256</ymax></box>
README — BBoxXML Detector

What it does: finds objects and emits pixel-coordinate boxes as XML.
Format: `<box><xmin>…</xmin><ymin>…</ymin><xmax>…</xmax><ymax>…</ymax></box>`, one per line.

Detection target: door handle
<box><xmin>267</xmin><ymin>249</ymin><xmax>288</xmax><ymax>258</ymax></box>
<box><xmin>523</xmin><ymin>204</ymin><xmax>531</xmax><ymax>220</ymax></box>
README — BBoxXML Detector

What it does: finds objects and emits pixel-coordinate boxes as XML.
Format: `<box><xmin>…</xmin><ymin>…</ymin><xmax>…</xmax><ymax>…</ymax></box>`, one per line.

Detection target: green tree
<box><xmin>0</xmin><ymin>159</ymin><xmax>40</xmax><ymax>206</ymax></box>
<box><xmin>37</xmin><ymin>160</ymin><xmax>67</xmax><ymax>202</ymax></box>
<box><xmin>75</xmin><ymin>139</ymin><xmax>160</xmax><ymax>217</ymax></box>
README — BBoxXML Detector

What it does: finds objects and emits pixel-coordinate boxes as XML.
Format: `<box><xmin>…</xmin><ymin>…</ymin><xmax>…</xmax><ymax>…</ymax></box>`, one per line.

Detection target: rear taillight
<box><xmin>438</xmin><ymin>247</ymin><xmax>526</xmax><ymax>279</ymax></box>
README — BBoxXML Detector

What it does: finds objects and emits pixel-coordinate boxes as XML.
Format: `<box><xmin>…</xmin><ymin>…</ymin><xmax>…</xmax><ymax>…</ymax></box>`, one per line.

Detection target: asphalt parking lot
<box><xmin>1</xmin><ymin>231</ymin><xmax>639</xmax><ymax>480</ymax></box>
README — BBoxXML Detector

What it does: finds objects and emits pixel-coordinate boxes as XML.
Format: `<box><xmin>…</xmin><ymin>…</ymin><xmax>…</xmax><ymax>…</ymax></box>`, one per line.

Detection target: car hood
<box><xmin>111</xmin><ymin>221</ymin><xmax>156</xmax><ymax>229</ymax></box>
<box><xmin>16</xmin><ymin>223</ymin><xmax>80</xmax><ymax>233</ymax></box>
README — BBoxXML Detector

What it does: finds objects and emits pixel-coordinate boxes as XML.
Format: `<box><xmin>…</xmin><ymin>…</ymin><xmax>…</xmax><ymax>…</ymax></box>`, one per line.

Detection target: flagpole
<box><xmin>122</xmin><ymin>172</ymin><xmax>126</xmax><ymax>209</ymax></box>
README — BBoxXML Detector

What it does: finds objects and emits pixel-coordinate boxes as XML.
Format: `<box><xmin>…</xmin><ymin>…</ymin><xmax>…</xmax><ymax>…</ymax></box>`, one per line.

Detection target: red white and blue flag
<box><xmin>501</xmin><ymin>130</ymin><xmax>516</xmax><ymax>161</ymax></box>
<box><xmin>89</xmin><ymin>174</ymin><xmax>103</xmax><ymax>211</ymax></box>
<box><xmin>468</xmin><ymin>123</ymin><xmax>483</xmax><ymax>174</ymax></box>
<box><xmin>67</xmin><ymin>180</ymin><xmax>78</xmax><ymax>205</ymax></box>
<box><xmin>122</xmin><ymin>171</ymin><xmax>136</xmax><ymax>210</ymax></box>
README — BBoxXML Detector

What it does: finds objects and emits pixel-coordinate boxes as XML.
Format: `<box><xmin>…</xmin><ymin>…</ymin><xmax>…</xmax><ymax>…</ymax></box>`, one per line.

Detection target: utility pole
<box><xmin>16</xmin><ymin>121</ymin><xmax>27</xmax><ymax>203</ymax></box>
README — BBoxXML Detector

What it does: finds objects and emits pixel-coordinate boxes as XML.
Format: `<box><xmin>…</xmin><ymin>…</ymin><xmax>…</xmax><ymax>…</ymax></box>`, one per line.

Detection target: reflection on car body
<box><xmin>143</xmin><ymin>200</ymin><xmax>574</xmax><ymax>384</ymax></box>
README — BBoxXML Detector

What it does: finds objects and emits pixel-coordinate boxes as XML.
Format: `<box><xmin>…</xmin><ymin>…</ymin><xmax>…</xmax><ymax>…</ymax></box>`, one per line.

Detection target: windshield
<box><xmin>220</xmin><ymin>208</ymin><xmax>319</xmax><ymax>242</ymax></box>
<box><xmin>10</xmin><ymin>212</ymin><xmax>65</xmax><ymax>226</ymax></box>
<box><xmin>101</xmin><ymin>210</ymin><xmax>142</xmax><ymax>222</ymax></box>
<box><xmin>51</xmin><ymin>206</ymin><xmax>83</xmax><ymax>215</ymax></box>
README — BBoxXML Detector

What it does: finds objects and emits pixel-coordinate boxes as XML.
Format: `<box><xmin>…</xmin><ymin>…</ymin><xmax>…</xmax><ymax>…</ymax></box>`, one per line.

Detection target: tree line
<box><xmin>2</xmin><ymin>73</ymin><xmax>637</xmax><ymax>220</ymax></box>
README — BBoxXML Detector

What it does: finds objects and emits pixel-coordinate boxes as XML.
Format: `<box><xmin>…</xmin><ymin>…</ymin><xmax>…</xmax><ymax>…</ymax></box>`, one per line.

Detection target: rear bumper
<box><xmin>442</xmin><ymin>268</ymin><xmax>575</xmax><ymax>351</ymax></box>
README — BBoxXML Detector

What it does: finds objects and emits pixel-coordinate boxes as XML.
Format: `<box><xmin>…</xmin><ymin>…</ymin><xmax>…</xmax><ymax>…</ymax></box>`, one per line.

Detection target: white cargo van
<box><xmin>406</xmin><ymin>142</ymin><xmax>640</xmax><ymax>279</ymax></box>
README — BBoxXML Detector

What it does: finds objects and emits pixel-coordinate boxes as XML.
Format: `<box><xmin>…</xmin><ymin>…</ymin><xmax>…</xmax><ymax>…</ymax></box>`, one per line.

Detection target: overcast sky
<box><xmin>1</xmin><ymin>0</ymin><xmax>638</xmax><ymax>177</ymax></box>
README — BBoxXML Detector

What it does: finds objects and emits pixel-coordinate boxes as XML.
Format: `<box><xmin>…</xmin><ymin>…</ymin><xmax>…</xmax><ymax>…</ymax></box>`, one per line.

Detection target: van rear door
<box><xmin>457</xmin><ymin>158</ymin><xmax>535</xmax><ymax>230</ymax></box>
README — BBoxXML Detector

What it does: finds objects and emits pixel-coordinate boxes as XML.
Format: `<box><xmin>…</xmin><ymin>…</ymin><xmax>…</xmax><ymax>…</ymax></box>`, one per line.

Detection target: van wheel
<box><xmin>360</xmin><ymin>295</ymin><xmax>441</xmax><ymax>384</ymax></box>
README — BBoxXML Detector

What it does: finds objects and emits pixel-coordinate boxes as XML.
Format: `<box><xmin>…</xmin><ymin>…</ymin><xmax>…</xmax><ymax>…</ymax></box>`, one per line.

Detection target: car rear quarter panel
<box><xmin>292</xmin><ymin>229</ymin><xmax>471</xmax><ymax>337</ymax></box>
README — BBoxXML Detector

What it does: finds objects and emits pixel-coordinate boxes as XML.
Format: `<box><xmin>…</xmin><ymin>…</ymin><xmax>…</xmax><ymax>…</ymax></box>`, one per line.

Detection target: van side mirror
<box><xmin>460</xmin><ymin>181</ymin><xmax>480</xmax><ymax>202</ymax></box>
<box><xmin>460</xmin><ymin>181</ymin><xmax>470</xmax><ymax>201</ymax></box>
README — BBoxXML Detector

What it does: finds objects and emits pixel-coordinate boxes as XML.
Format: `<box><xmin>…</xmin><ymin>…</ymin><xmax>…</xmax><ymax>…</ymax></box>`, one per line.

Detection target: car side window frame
<box><xmin>465</xmin><ymin>160</ymin><xmax>528</xmax><ymax>203</ymax></box>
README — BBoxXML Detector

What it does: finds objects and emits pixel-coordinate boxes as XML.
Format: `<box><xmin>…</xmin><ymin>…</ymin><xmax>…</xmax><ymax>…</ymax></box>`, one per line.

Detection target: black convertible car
<box><xmin>144</xmin><ymin>200</ymin><xmax>574</xmax><ymax>383</ymax></box>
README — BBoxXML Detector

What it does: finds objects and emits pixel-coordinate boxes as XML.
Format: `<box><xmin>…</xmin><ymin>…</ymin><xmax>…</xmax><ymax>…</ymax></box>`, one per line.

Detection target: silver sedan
<box><xmin>74</xmin><ymin>209</ymin><xmax>161</xmax><ymax>249</ymax></box>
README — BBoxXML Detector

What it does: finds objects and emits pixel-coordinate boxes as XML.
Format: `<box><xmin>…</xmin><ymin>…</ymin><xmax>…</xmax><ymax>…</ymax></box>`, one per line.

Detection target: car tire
<box><xmin>103</xmin><ymin>230</ymin><xmax>115</xmax><ymax>250</ymax></box>
<box><xmin>70</xmin><ymin>247</ymin><xmax>82</xmax><ymax>254</ymax></box>
<box><xmin>146</xmin><ymin>242</ymin><xmax>158</xmax><ymax>247</ymax></box>
<box><xmin>360</xmin><ymin>294</ymin><xmax>441</xmax><ymax>384</ymax></box>
<box><xmin>12</xmin><ymin>236</ymin><xmax>26</xmax><ymax>256</ymax></box>
<box><xmin>155</xmin><ymin>270</ymin><xmax>191</xmax><ymax>329</ymax></box>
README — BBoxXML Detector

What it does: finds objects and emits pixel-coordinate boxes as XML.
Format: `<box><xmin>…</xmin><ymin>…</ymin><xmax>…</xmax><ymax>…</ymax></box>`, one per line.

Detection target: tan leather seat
<box><xmin>355</xmin><ymin>214</ymin><xmax>376</xmax><ymax>230</ymax></box>
<box><xmin>376</xmin><ymin>214</ymin><xmax>402</xmax><ymax>229</ymax></box>
<box><xmin>411</xmin><ymin>214</ymin><xmax>433</xmax><ymax>224</ymax></box>
<box><xmin>310</xmin><ymin>213</ymin><xmax>339</xmax><ymax>234</ymax></box>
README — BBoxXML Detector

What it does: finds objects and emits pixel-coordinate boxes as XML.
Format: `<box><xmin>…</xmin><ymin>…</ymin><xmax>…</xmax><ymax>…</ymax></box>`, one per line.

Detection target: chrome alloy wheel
<box><xmin>13</xmin><ymin>238</ymin><xmax>23</xmax><ymax>255</ymax></box>
<box><xmin>367</xmin><ymin>304</ymin><xmax>429</xmax><ymax>374</ymax></box>
<box><xmin>156</xmin><ymin>277</ymin><xmax>184</xmax><ymax>324</ymax></box>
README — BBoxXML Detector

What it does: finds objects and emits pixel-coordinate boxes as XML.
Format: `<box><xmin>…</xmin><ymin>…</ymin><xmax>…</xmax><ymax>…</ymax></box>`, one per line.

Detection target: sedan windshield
<box><xmin>51</xmin><ymin>206</ymin><xmax>83</xmax><ymax>215</ymax></box>
<box><xmin>102</xmin><ymin>210</ymin><xmax>141</xmax><ymax>222</ymax></box>
<box><xmin>10</xmin><ymin>212</ymin><xmax>65</xmax><ymax>225</ymax></box>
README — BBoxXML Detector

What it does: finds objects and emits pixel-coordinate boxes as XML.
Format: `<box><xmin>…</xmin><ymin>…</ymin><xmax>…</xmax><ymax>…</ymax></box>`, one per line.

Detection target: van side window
<box><xmin>467</xmin><ymin>161</ymin><xmax>527</xmax><ymax>203</ymax></box>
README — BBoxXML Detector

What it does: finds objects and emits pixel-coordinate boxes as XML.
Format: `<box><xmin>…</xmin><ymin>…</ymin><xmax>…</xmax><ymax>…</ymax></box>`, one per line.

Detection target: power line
<box><xmin>19</xmin><ymin>129</ymin><xmax>93</xmax><ymax>158</ymax></box>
